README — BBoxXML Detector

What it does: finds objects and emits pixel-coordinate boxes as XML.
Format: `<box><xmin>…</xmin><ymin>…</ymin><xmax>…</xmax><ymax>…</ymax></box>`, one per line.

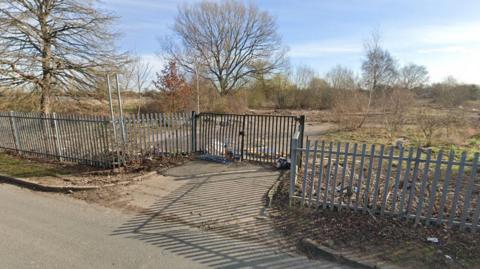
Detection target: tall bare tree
<box><xmin>166</xmin><ymin>0</ymin><xmax>286</xmax><ymax>96</ymax></box>
<box><xmin>0</xmin><ymin>0</ymin><xmax>124</xmax><ymax>113</ymax></box>
<box><xmin>123</xmin><ymin>57</ymin><xmax>152</xmax><ymax>93</ymax></box>
<box><xmin>357</xmin><ymin>31</ymin><xmax>397</xmax><ymax>128</ymax></box>
<box><xmin>294</xmin><ymin>65</ymin><xmax>316</xmax><ymax>90</ymax></box>
<box><xmin>121</xmin><ymin>56</ymin><xmax>152</xmax><ymax>114</ymax></box>
<box><xmin>398</xmin><ymin>63</ymin><xmax>429</xmax><ymax>89</ymax></box>
<box><xmin>361</xmin><ymin>31</ymin><xmax>397</xmax><ymax>91</ymax></box>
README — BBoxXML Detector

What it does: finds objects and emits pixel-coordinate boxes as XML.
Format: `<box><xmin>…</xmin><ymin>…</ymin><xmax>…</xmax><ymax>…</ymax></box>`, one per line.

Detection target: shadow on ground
<box><xmin>112</xmin><ymin>160</ymin><xmax>346</xmax><ymax>269</ymax></box>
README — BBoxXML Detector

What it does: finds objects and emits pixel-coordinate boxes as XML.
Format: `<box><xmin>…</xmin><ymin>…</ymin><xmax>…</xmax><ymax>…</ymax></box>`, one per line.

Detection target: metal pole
<box><xmin>115</xmin><ymin>74</ymin><xmax>127</xmax><ymax>145</ymax></box>
<box><xmin>298</xmin><ymin>115</ymin><xmax>305</xmax><ymax>148</ymax></box>
<box><xmin>106</xmin><ymin>74</ymin><xmax>117</xmax><ymax>139</ymax></box>
<box><xmin>289</xmin><ymin>134</ymin><xmax>299</xmax><ymax>207</ymax></box>
<box><xmin>52</xmin><ymin>112</ymin><xmax>63</xmax><ymax>161</ymax></box>
<box><xmin>298</xmin><ymin>115</ymin><xmax>305</xmax><ymax>168</ymax></box>
<box><xmin>240</xmin><ymin>114</ymin><xmax>246</xmax><ymax>161</ymax></box>
<box><xmin>193</xmin><ymin>59</ymin><xmax>200</xmax><ymax>113</ymax></box>
<box><xmin>196</xmin><ymin>66</ymin><xmax>200</xmax><ymax>113</ymax></box>
<box><xmin>106</xmin><ymin>74</ymin><xmax>121</xmax><ymax>167</ymax></box>
<box><xmin>9</xmin><ymin>111</ymin><xmax>20</xmax><ymax>153</ymax></box>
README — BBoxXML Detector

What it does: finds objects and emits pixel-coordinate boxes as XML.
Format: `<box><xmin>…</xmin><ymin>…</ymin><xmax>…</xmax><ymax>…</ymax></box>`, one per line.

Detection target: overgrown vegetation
<box><xmin>0</xmin><ymin>0</ymin><xmax>478</xmax><ymax>151</ymax></box>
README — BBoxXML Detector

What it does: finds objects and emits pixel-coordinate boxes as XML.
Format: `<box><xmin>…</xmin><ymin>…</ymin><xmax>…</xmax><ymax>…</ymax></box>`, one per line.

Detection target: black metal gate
<box><xmin>195</xmin><ymin>113</ymin><xmax>304</xmax><ymax>163</ymax></box>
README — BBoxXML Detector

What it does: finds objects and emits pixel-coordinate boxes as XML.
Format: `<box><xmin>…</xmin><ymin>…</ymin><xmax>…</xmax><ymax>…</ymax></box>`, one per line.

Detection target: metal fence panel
<box><xmin>196</xmin><ymin>113</ymin><xmax>303</xmax><ymax>163</ymax></box>
<box><xmin>1</xmin><ymin>111</ymin><xmax>298</xmax><ymax>168</ymax></box>
<box><xmin>0</xmin><ymin>111</ymin><xmax>196</xmax><ymax>168</ymax></box>
<box><xmin>290</xmin><ymin>140</ymin><xmax>480</xmax><ymax>231</ymax></box>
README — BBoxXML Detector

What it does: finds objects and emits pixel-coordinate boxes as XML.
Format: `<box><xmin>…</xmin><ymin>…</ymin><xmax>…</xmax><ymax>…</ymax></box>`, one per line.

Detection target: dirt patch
<box><xmin>270</xmin><ymin>178</ymin><xmax>480</xmax><ymax>269</ymax></box>
<box><xmin>0</xmin><ymin>151</ymin><xmax>193</xmax><ymax>213</ymax></box>
<box><xmin>71</xmin><ymin>171</ymin><xmax>188</xmax><ymax>213</ymax></box>
<box><xmin>0</xmin><ymin>151</ymin><xmax>191</xmax><ymax>188</ymax></box>
<box><xmin>69</xmin><ymin>157</ymin><xmax>195</xmax><ymax>213</ymax></box>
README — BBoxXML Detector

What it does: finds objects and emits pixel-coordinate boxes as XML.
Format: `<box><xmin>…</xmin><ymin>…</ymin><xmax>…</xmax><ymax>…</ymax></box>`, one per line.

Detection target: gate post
<box><xmin>289</xmin><ymin>132</ymin><xmax>299</xmax><ymax>207</ymax></box>
<box><xmin>240</xmin><ymin>114</ymin><xmax>246</xmax><ymax>161</ymax></box>
<box><xmin>298</xmin><ymin>115</ymin><xmax>305</xmax><ymax>148</ymax></box>
<box><xmin>298</xmin><ymin>115</ymin><xmax>305</xmax><ymax>168</ymax></box>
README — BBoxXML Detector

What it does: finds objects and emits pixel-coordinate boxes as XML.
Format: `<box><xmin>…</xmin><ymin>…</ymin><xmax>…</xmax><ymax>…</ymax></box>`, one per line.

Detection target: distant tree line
<box><xmin>0</xmin><ymin>0</ymin><xmax>478</xmax><ymax>116</ymax></box>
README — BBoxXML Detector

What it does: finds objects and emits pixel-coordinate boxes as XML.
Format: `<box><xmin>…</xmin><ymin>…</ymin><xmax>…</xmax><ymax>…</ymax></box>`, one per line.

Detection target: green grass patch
<box><xmin>0</xmin><ymin>153</ymin><xmax>74</xmax><ymax>178</ymax></box>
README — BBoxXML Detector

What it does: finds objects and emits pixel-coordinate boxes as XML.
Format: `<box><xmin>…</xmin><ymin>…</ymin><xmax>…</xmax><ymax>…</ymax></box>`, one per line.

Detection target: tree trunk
<box><xmin>40</xmin><ymin>82</ymin><xmax>51</xmax><ymax>114</ymax></box>
<box><xmin>40</xmin><ymin>5</ymin><xmax>53</xmax><ymax>115</ymax></box>
<box><xmin>356</xmin><ymin>73</ymin><xmax>378</xmax><ymax>129</ymax></box>
<box><xmin>356</xmin><ymin>89</ymin><xmax>373</xmax><ymax>129</ymax></box>
<box><xmin>217</xmin><ymin>75</ymin><xmax>228</xmax><ymax>96</ymax></box>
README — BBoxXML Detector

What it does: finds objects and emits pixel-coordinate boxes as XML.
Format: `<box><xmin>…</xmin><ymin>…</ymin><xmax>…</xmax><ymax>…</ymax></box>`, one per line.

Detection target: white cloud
<box><xmin>391</xmin><ymin>21</ymin><xmax>480</xmax><ymax>84</ymax></box>
<box><xmin>413</xmin><ymin>23</ymin><xmax>480</xmax><ymax>46</ymax></box>
<box><xmin>417</xmin><ymin>46</ymin><xmax>472</xmax><ymax>54</ymax></box>
<box><xmin>422</xmin><ymin>51</ymin><xmax>480</xmax><ymax>84</ymax></box>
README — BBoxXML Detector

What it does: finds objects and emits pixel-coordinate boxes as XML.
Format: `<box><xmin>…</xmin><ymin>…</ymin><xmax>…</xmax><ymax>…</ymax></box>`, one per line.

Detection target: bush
<box><xmin>290</xmin><ymin>88</ymin><xmax>334</xmax><ymax>110</ymax></box>
<box><xmin>244</xmin><ymin>75</ymin><xmax>334</xmax><ymax>110</ymax></box>
<box><xmin>380</xmin><ymin>88</ymin><xmax>415</xmax><ymax>139</ymax></box>
<box><xmin>414</xmin><ymin>109</ymin><xmax>465</xmax><ymax>147</ymax></box>
<box><xmin>332</xmin><ymin>90</ymin><xmax>369</xmax><ymax>130</ymax></box>
<box><xmin>140</xmin><ymin>89</ymin><xmax>195</xmax><ymax>113</ymax></box>
<box><xmin>431</xmin><ymin>84</ymin><xmax>480</xmax><ymax>107</ymax></box>
<box><xmin>209</xmin><ymin>91</ymin><xmax>247</xmax><ymax>113</ymax></box>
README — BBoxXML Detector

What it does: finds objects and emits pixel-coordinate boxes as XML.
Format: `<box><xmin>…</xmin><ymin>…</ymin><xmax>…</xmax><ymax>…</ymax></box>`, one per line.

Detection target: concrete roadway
<box><xmin>0</xmin><ymin>178</ymin><xmax>347</xmax><ymax>269</ymax></box>
<box><xmin>0</xmin><ymin>184</ymin><xmax>207</xmax><ymax>269</ymax></box>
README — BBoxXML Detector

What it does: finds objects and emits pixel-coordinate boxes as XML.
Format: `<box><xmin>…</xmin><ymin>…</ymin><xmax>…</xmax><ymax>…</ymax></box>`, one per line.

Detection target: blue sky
<box><xmin>101</xmin><ymin>0</ymin><xmax>480</xmax><ymax>84</ymax></box>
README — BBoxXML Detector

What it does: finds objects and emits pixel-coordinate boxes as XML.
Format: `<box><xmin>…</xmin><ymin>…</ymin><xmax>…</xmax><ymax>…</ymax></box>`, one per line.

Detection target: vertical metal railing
<box><xmin>0</xmin><ymin>111</ymin><xmax>307</xmax><ymax>168</ymax></box>
<box><xmin>289</xmin><ymin>139</ymin><xmax>480</xmax><ymax>231</ymax></box>
<box><xmin>196</xmin><ymin>112</ymin><xmax>304</xmax><ymax>163</ymax></box>
<box><xmin>0</xmin><ymin>111</ymin><xmax>195</xmax><ymax>168</ymax></box>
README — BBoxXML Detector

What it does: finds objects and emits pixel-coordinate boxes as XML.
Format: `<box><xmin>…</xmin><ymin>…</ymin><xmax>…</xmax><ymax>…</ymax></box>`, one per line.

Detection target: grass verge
<box><xmin>0</xmin><ymin>152</ymin><xmax>78</xmax><ymax>178</ymax></box>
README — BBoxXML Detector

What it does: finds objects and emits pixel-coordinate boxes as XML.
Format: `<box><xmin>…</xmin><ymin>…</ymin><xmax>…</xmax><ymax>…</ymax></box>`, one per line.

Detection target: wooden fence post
<box><xmin>9</xmin><ymin>111</ymin><xmax>20</xmax><ymax>153</ymax></box>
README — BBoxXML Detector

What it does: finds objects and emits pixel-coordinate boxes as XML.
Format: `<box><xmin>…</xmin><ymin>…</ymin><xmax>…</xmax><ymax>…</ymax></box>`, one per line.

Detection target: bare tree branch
<box><xmin>361</xmin><ymin>31</ymin><xmax>398</xmax><ymax>91</ymax></box>
<box><xmin>398</xmin><ymin>63</ymin><xmax>429</xmax><ymax>89</ymax></box>
<box><xmin>0</xmin><ymin>0</ymin><xmax>127</xmax><ymax>113</ymax></box>
<box><xmin>164</xmin><ymin>0</ymin><xmax>286</xmax><ymax>95</ymax></box>
<box><xmin>357</xmin><ymin>30</ymin><xmax>398</xmax><ymax>128</ymax></box>
<box><xmin>326</xmin><ymin>65</ymin><xmax>358</xmax><ymax>90</ymax></box>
